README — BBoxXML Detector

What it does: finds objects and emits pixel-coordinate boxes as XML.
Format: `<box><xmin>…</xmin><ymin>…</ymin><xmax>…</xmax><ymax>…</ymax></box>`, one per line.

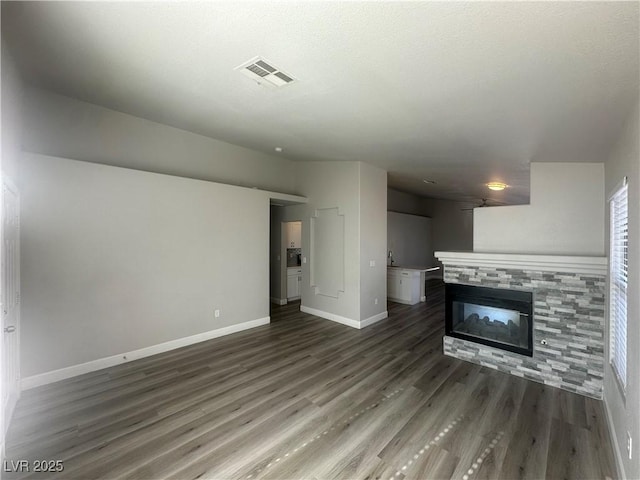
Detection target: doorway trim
<box><xmin>1</xmin><ymin>175</ymin><xmax>21</xmax><ymax>455</ymax></box>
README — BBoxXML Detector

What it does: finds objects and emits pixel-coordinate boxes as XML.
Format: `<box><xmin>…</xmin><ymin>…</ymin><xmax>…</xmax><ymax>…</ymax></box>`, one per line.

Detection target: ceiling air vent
<box><xmin>236</xmin><ymin>57</ymin><xmax>296</xmax><ymax>88</ymax></box>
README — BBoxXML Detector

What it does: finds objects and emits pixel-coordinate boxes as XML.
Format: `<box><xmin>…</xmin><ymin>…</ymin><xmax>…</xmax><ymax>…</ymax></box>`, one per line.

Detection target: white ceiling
<box><xmin>2</xmin><ymin>1</ymin><xmax>638</xmax><ymax>204</ymax></box>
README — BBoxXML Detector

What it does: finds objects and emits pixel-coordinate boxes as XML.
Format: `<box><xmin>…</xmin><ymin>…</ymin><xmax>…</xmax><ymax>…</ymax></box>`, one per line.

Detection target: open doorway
<box><xmin>269</xmin><ymin>206</ymin><xmax>285</xmax><ymax>312</ymax></box>
<box><xmin>268</xmin><ymin>194</ymin><xmax>307</xmax><ymax>317</ymax></box>
<box><xmin>282</xmin><ymin>221</ymin><xmax>302</xmax><ymax>303</ymax></box>
<box><xmin>268</xmin><ymin>206</ymin><xmax>304</xmax><ymax>315</ymax></box>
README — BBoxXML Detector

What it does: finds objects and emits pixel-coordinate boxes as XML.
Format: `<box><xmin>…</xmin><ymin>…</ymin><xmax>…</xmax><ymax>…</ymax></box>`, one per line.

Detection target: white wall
<box><xmin>387</xmin><ymin>212</ymin><xmax>432</xmax><ymax>267</ymax></box>
<box><xmin>359</xmin><ymin>162</ymin><xmax>387</xmax><ymax>321</ymax></box>
<box><xmin>21</xmin><ymin>87</ymin><xmax>296</xmax><ymax>193</ymax></box>
<box><xmin>1</xmin><ymin>42</ymin><xmax>23</xmax><ymax>181</ymax></box>
<box><xmin>604</xmin><ymin>102</ymin><xmax>640</xmax><ymax>479</ymax></box>
<box><xmin>20</xmin><ymin>153</ymin><xmax>270</xmax><ymax>378</ymax></box>
<box><xmin>474</xmin><ymin>163</ymin><xmax>605</xmax><ymax>255</ymax></box>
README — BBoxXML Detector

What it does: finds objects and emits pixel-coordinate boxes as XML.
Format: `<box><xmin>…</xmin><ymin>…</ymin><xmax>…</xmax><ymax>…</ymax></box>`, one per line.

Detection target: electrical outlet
<box><xmin>374</xmin><ymin>298</ymin><xmax>379</xmax><ymax>305</ymax></box>
<box><xmin>369</xmin><ymin>260</ymin><xmax>376</xmax><ymax>267</ymax></box>
<box><xmin>628</xmin><ymin>432</ymin><xmax>633</xmax><ymax>459</ymax></box>
<box><xmin>214</xmin><ymin>309</ymin><xmax>220</xmax><ymax>318</ymax></box>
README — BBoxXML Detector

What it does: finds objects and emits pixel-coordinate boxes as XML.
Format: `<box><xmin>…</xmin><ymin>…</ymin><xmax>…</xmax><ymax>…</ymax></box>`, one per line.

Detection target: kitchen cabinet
<box><xmin>287</xmin><ymin>267</ymin><xmax>302</xmax><ymax>300</ymax></box>
<box><xmin>387</xmin><ymin>270</ymin><xmax>400</xmax><ymax>299</ymax></box>
<box><xmin>286</xmin><ymin>222</ymin><xmax>302</xmax><ymax>248</ymax></box>
<box><xmin>387</xmin><ymin>268</ymin><xmax>421</xmax><ymax>305</ymax></box>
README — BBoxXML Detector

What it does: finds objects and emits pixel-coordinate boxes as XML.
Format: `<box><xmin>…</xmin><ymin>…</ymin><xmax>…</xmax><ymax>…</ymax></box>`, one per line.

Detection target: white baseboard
<box><xmin>21</xmin><ymin>316</ymin><xmax>270</xmax><ymax>390</ymax></box>
<box><xmin>360</xmin><ymin>311</ymin><xmax>388</xmax><ymax>328</ymax></box>
<box><xmin>270</xmin><ymin>297</ymin><xmax>287</xmax><ymax>305</ymax></box>
<box><xmin>300</xmin><ymin>305</ymin><xmax>360</xmax><ymax>328</ymax></box>
<box><xmin>387</xmin><ymin>296</ymin><xmax>414</xmax><ymax>305</ymax></box>
<box><xmin>603</xmin><ymin>395</ymin><xmax>625</xmax><ymax>479</ymax></box>
<box><xmin>300</xmin><ymin>306</ymin><xmax>387</xmax><ymax>329</ymax></box>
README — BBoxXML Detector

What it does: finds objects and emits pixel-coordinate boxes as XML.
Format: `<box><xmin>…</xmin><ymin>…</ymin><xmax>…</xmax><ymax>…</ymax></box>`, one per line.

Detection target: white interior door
<box><xmin>1</xmin><ymin>178</ymin><xmax>20</xmax><ymax>442</ymax></box>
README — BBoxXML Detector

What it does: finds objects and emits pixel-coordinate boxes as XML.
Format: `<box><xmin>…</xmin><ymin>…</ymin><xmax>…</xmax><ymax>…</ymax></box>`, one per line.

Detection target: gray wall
<box><xmin>421</xmin><ymin>197</ymin><xmax>474</xmax><ymax>256</ymax></box>
<box><xmin>387</xmin><ymin>188</ymin><xmax>424</xmax><ymax>216</ymax></box>
<box><xmin>280</xmin><ymin>161</ymin><xmax>387</xmax><ymax>323</ymax></box>
<box><xmin>474</xmin><ymin>163</ymin><xmax>605</xmax><ymax>255</ymax></box>
<box><xmin>286</xmin><ymin>161</ymin><xmax>361</xmax><ymax>321</ymax></box>
<box><xmin>1</xmin><ymin>42</ymin><xmax>23</xmax><ymax>181</ymax></box>
<box><xmin>604</xmin><ymin>101</ymin><xmax>640</xmax><ymax>479</ymax></box>
<box><xmin>387</xmin><ymin>212</ymin><xmax>432</xmax><ymax>266</ymax></box>
<box><xmin>388</xmin><ymin>188</ymin><xmax>473</xmax><ymax>266</ymax></box>
<box><xmin>20</xmin><ymin>153</ymin><xmax>270</xmax><ymax>377</ymax></box>
<box><xmin>359</xmin><ymin>162</ymin><xmax>387</xmax><ymax>320</ymax></box>
<box><xmin>16</xmin><ymin>88</ymin><xmax>388</xmax><ymax>379</ymax></box>
<box><xmin>16</xmin><ymin>87</ymin><xmax>304</xmax><ymax>378</ymax></box>
<box><xmin>22</xmin><ymin>87</ymin><xmax>296</xmax><ymax>193</ymax></box>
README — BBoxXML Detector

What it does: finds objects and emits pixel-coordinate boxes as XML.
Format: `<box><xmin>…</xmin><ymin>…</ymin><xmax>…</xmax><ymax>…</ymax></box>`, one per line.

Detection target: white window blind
<box><xmin>609</xmin><ymin>177</ymin><xmax>628</xmax><ymax>389</ymax></box>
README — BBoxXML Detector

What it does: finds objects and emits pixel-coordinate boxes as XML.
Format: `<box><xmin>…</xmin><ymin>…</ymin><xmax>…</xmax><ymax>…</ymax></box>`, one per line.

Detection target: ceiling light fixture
<box><xmin>486</xmin><ymin>182</ymin><xmax>508</xmax><ymax>191</ymax></box>
<box><xmin>423</xmin><ymin>179</ymin><xmax>436</xmax><ymax>185</ymax></box>
<box><xmin>275</xmin><ymin>147</ymin><xmax>283</xmax><ymax>152</ymax></box>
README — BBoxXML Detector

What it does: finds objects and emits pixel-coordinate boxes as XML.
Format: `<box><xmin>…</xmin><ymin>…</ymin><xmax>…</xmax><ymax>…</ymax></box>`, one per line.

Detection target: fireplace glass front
<box><xmin>445</xmin><ymin>284</ymin><xmax>533</xmax><ymax>356</ymax></box>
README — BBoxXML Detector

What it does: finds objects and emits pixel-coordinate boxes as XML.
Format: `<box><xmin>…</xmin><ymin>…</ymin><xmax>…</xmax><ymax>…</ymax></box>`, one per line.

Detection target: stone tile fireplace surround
<box><xmin>435</xmin><ymin>252</ymin><xmax>607</xmax><ymax>399</ymax></box>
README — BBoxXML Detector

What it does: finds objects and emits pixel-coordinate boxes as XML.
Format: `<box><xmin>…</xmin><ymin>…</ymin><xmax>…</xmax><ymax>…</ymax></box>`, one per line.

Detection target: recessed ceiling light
<box><xmin>423</xmin><ymin>179</ymin><xmax>436</xmax><ymax>185</ymax></box>
<box><xmin>487</xmin><ymin>182</ymin><xmax>508</xmax><ymax>191</ymax></box>
<box><xmin>275</xmin><ymin>147</ymin><xmax>283</xmax><ymax>152</ymax></box>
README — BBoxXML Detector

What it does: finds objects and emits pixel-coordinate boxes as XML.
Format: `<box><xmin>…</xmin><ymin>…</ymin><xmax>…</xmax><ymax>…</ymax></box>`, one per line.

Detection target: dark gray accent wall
<box><xmin>387</xmin><ymin>188</ymin><xmax>474</xmax><ymax>267</ymax></box>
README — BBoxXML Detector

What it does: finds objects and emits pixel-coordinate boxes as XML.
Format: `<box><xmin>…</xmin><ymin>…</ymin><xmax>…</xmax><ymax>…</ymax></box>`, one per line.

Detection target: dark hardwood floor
<box><xmin>6</xmin><ymin>283</ymin><xmax>617</xmax><ymax>479</ymax></box>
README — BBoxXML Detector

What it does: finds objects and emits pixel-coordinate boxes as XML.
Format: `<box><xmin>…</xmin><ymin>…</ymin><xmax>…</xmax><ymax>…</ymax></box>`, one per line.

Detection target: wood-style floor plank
<box><xmin>5</xmin><ymin>282</ymin><xmax>617</xmax><ymax>479</ymax></box>
<box><xmin>497</xmin><ymin>381</ymin><xmax>554</xmax><ymax>480</ymax></box>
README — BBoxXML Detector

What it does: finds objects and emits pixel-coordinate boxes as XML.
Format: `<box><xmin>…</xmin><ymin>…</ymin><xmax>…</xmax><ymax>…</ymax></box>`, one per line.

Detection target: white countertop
<box><xmin>387</xmin><ymin>266</ymin><xmax>440</xmax><ymax>272</ymax></box>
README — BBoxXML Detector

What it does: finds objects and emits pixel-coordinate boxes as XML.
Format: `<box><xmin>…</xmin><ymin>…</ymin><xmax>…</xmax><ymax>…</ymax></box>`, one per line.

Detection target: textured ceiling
<box><xmin>2</xmin><ymin>1</ymin><xmax>639</xmax><ymax>204</ymax></box>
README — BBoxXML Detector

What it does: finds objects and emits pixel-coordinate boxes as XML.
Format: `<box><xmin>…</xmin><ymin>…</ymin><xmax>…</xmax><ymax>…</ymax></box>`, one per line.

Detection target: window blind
<box><xmin>609</xmin><ymin>178</ymin><xmax>628</xmax><ymax>389</ymax></box>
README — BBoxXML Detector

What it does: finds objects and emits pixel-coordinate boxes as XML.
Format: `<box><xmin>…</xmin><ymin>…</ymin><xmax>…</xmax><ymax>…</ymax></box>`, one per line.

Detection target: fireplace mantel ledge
<box><xmin>435</xmin><ymin>251</ymin><xmax>607</xmax><ymax>275</ymax></box>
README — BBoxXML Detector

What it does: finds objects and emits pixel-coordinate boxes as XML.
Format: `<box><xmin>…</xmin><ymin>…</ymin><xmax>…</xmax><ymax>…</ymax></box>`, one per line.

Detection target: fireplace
<box><xmin>436</xmin><ymin>251</ymin><xmax>606</xmax><ymax>398</ymax></box>
<box><xmin>445</xmin><ymin>284</ymin><xmax>533</xmax><ymax>356</ymax></box>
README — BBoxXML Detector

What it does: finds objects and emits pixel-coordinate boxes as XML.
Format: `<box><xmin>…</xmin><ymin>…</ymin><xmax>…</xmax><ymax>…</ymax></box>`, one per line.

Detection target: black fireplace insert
<box><xmin>445</xmin><ymin>284</ymin><xmax>533</xmax><ymax>356</ymax></box>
